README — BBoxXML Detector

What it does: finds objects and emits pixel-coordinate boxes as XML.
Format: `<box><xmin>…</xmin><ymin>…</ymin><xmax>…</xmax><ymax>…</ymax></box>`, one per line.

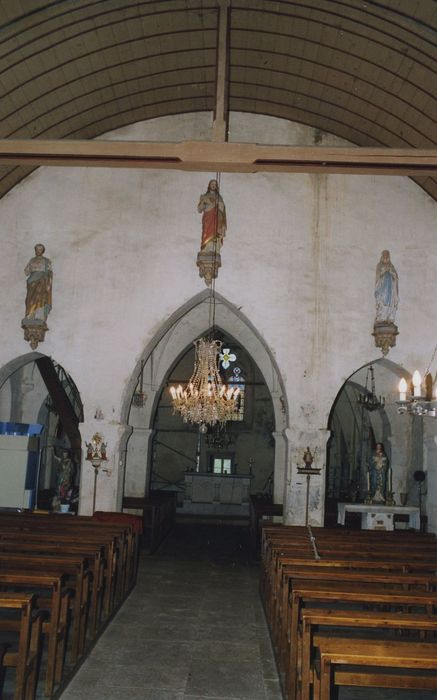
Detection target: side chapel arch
<box><xmin>121</xmin><ymin>291</ymin><xmax>289</xmax><ymax>508</ymax></box>
<box><xmin>324</xmin><ymin>357</ymin><xmax>416</xmax><ymax>526</ymax></box>
<box><xmin>0</xmin><ymin>351</ymin><xmax>83</xmax><ymax>511</ymax></box>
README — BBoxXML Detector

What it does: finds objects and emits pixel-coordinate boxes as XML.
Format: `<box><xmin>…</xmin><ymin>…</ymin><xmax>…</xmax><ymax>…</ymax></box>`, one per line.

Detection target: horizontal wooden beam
<box><xmin>0</xmin><ymin>139</ymin><xmax>436</xmax><ymax>175</ymax></box>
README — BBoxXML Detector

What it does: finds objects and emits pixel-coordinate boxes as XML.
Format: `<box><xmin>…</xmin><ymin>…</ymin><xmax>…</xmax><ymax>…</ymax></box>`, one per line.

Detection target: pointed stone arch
<box><xmin>324</xmin><ymin>356</ymin><xmax>414</xmax><ymax>525</ymax></box>
<box><xmin>121</xmin><ymin>290</ymin><xmax>289</xmax><ymax>506</ymax></box>
<box><xmin>0</xmin><ymin>351</ymin><xmax>83</xmax><ymax>511</ymax></box>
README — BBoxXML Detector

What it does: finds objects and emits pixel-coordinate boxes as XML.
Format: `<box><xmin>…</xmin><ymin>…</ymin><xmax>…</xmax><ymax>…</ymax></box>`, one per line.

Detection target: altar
<box><xmin>181</xmin><ymin>472</ymin><xmax>253</xmax><ymax>516</ymax></box>
<box><xmin>337</xmin><ymin>502</ymin><xmax>420</xmax><ymax>531</ymax></box>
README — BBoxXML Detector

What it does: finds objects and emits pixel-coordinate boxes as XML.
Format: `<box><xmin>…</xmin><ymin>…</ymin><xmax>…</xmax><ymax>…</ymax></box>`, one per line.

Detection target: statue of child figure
<box><xmin>367</xmin><ymin>442</ymin><xmax>389</xmax><ymax>504</ymax></box>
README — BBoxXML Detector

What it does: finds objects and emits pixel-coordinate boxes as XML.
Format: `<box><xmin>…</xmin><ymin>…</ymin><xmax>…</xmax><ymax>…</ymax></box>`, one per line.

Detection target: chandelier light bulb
<box><xmin>412</xmin><ymin>370</ymin><xmax>422</xmax><ymax>397</ymax></box>
<box><xmin>398</xmin><ymin>377</ymin><xmax>407</xmax><ymax>402</ymax></box>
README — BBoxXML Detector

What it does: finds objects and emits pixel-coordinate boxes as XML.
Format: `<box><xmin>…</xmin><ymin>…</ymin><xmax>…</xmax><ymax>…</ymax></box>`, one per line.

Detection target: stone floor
<box><xmin>46</xmin><ymin>523</ymin><xmax>436</xmax><ymax>700</ymax></box>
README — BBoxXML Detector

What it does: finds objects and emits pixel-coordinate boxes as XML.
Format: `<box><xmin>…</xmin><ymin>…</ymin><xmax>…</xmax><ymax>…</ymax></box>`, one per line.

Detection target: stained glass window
<box><xmin>228</xmin><ymin>366</ymin><xmax>245</xmax><ymax>421</ymax></box>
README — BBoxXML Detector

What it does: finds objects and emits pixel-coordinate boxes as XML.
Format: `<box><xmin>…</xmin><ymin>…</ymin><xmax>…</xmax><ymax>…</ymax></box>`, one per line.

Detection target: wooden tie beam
<box><xmin>0</xmin><ymin>140</ymin><xmax>436</xmax><ymax>176</ymax></box>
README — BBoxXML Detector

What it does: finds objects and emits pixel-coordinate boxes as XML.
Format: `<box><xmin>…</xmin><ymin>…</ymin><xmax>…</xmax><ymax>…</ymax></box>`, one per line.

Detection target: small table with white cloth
<box><xmin>337</xmin><ymin>502</ymin><xmax>420</xmax><ymax>531</ymax></box>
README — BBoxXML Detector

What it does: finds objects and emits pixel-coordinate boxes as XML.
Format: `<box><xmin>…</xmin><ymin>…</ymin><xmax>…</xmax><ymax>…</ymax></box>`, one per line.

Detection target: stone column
<box><xmin>283</xmin><ymin>427</ymin><xmax>330</xmax><ymax>527</ymax></box>
<box><xmin>78</xmin><ymin>420</ymin><xmax>132</xmax><ymax>515</ymax></box>
<box><xmin>384</xmin><ymin>407</ymin><xmax>411</xmax><ymax>504</ymax></box>
<box><xmin>424</xmin><ymin>433</ymin><xmax>437</xmax><ymax>533</ymax></box>
<box><xmin>124</xmin><ymin>427</ymin><xmax>155</xmax><ymax>498</ymax></box>
<box><xmin>272</xmin><ymin>430</ymin><xmax>288</xmax><ymax>505</ymax></box>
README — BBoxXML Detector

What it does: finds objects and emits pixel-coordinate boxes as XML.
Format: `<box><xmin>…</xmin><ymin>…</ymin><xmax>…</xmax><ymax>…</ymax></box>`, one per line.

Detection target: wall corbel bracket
<box><xmin>21</xmin><ymin>319</ymin><xmax>48</xmax><ymax>350</ymax></box>
<box><xmin>196</xmin><ymin>251</ymin><xmax>221</xmax><ymax>287</ymax></box>
<box><xmin>373</xmin><ymin>321</ymin><xmax>398</xmax><ymax>356</ymax></box>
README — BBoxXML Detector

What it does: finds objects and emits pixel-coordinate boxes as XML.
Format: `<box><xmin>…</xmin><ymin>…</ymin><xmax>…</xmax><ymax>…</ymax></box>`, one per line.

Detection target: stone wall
<box><xmin>0</xmin><ymin>112</ymin><xmax>435</xmax><ymax>528</ymax></box>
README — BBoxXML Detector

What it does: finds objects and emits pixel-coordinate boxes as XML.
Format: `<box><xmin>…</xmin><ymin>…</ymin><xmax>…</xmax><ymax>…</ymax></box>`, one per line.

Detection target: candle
<box><xmin>388</xmin><ymin>468</ymin><xmax>392</xmax><ymax>493</ymax></box>
<box><xmin>366</xmin><ymin>471</ymin><xmax>370</xmax><ymax>491</ymax></box>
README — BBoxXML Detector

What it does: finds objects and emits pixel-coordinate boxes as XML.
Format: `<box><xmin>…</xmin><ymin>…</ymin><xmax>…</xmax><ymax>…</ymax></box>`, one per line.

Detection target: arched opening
<box><xmin>149</xmin><ymin>328</ymin><xmax>275</xmax><ymax>522</ymax></box>
<box><xmin>122</xmin><ymin>292</ymin><xmax>288</xmax><ymax>520</ymax></box>
<box><xmin>324</xmin><ymin>358</ymin><xmax>421</xmax><ymax>527</ymax></box>
<box><xmin>0</xmin><ymin>352</ymin><xmax>83</xmax><ymax>513</ymax></box>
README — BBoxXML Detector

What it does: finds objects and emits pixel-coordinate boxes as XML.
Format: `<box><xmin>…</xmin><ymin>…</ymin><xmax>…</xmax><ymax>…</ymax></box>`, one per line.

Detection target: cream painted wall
<box><xmin>0</xmin><ymin>112</ymin><xmax>436</xmax><ymax>528</ymax></box>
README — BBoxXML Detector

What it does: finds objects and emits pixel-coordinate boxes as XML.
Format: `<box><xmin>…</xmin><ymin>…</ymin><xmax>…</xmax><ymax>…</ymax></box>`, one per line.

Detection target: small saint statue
<box><xmin>22</xmin><ymin>243</ymin><xmax>53</xmax><ymax>349</ymax></box>
<box><xmin>303</xmin><ymin>447</ymin><xmax>314</xmax><ymax>469</ymax></box>
<box><xmin>196</xmin><ymin>179</ymin><xmax>227</xmax><ymax>286</ymax></box>
<box><xmin>366</xmin><ymin>442</ymin><xmax>389</xmax><ymax>504</ymax></box>
<box><xmin>373</xmin><ymin>250</ymin><xmax>399</xmax><ymax>355</ymax></box>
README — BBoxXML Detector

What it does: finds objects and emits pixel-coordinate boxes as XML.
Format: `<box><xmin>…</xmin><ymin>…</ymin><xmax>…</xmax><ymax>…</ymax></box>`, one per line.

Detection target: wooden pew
<box><xmin>313</xmin><ymin>637</ymin><xmax>437</xmax><ymax>700</ymax></box>
<box><xmin>0</xmin><ymin>517</ymin><xmax>119</xmax><ymax>617</ymax></box>
<box><xmin>0</xmin><ymin>511</ymin><xmax>140</xmax><ymax>699</ymax></box>
<box><xmin>299</xmin><ymin>608</ymin><xmax>437</xmax><ymax>700</ymax></box>
<box><xmin>0</xmin><ymin>592</ymin><xmax>44</xmax><ymax>700</ymax></box>
<box><xmin>263</xmin><ymin>530</ymin><xmax>437</xmax><ymax>613</ymax></box>
<box><xmin>275</xmin><ymin>565</ymin><xmax>437</xmax><ymax>675</ymax></box>
<box><xmin>286</xmin><ymin>579</ymin><xmax>437</xmax><ymax>699</ymax></box>
<box><xmin>0</xmin><ymin>536</ymin><xmax>105</xmax><ymax>636</ymax></box>
<box><xmin>260</xmin><ymin>525</ymin><xmax>437</xmax><ymax>700</ymax></box>
<box><xmin>0</xmin><ymin>572</ymin><xmax>69</xmax><ymax>698</ymax></box>
<box><xmin>267</xmin><ymin>548</ymin><xmax>437</xmax><ymax>642</ymax></box>
<box><xmin>0</xmin><ymin>552</ymin><xmax>90</xmax><ymax>666</ymax></box>
<box><xmin>0</xmin><ymin>512</ymin><xmax>138</xmax><ymax>607</ymax></box>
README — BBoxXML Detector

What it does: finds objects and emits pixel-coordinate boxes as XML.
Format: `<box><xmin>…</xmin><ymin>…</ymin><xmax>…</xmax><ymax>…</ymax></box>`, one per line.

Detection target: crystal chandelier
<box><xmin>357</xmin><ymin>364</ymin><xmax>385</xmax><ymax>412</ymax></box>
<box><xmin>170</xmin><ymin>173</ymin><xmax>240</xmax><ymax>431</ymax></box>
<box><xmin>170</xmin><ymin>337</ymin><xmax>239</xmax><ymax>432</ymax></box>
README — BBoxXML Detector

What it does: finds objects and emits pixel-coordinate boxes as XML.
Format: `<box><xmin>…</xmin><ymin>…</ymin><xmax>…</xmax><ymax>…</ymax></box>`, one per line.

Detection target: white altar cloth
<box><xmin>337</xmin><ymin>503</ymin><xmax>420</xmax><ymax>531</ymax></box>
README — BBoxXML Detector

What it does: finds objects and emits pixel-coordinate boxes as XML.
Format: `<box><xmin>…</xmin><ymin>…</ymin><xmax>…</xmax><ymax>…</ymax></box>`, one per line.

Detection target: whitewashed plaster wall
<box><xmin>0</xmin><ymin>112</ymin><xmax>436</xmax><ymax>528</ymax></box>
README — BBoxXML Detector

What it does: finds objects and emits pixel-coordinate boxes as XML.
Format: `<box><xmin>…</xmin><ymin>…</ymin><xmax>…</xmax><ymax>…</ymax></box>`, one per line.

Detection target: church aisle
<box><xmin>57</xmin><ymin>523</ymin><xmax>434</xmax><ymax>700</ymax></box>
<box><xmin>58</xmin><ymin>523</ymin><xmax>283</xmax><ymax>700</ymax></box>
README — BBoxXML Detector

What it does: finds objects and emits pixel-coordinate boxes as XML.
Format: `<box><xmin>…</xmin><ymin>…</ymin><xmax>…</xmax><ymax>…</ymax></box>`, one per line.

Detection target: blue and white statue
<box><xmin>375</xmin><ymin>250</ymin><xmax>399</xmax><ymax>324</ymax></box>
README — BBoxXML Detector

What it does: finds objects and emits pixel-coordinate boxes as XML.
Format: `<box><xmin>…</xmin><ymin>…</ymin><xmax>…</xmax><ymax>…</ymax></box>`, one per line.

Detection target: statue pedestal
<box><xmin>372</xmin><ymin>320</ymin><xmax>398</xmax><ymax>356</ymax></box>
<box><xmin>196</xmin><ymin>251</ymin><xmax>221</xmax><ymax>287</ymax></box>
<box><xmin>21</xmin><ymin>318</ymin><xmax>48</xmax><ymax>349</ymax></box>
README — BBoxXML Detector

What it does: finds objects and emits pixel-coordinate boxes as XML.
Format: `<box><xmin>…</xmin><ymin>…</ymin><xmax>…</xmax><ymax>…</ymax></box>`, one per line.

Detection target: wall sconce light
<box><xmin>397</xmin><ymin>370</ymin><xmax>437</xmax><ymax>417</ymax></box>
<box><xmin>397</xmin><ymin>344</ymin><xmax>437</xmax><ymax>417</ymax></box>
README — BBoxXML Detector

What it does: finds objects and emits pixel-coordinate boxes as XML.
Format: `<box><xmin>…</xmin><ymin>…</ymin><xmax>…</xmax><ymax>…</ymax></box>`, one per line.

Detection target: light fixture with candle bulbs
<box><xmin>397</xmin><ymin>345</ymin><xmax>437</xmax><ymax>417</ymax></box>
<box><xmin>169</xmin><ymin>337</ymin><xmax>240</xmax><ymax>432</ymax></box>
<box><xmin>357</xmin><ymin>364</ymin><xmax>385</xmax><ymax>412</ymax></box>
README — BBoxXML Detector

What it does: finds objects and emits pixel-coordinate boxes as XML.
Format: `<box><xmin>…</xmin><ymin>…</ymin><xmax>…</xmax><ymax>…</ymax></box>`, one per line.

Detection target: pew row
<box><xmin>260</xmin><ymin>524</ymin><xmax>437</xmax><ymax>700</ymax></box>
<box><xmin>0</xmin><ymin>511</ymin><xmax>141</xmax><ymax>699</ymax></box>
<box><xmin>0</xmin><ymin>592</ymin><xmax>45</xmax><ymax>700</ymax></box>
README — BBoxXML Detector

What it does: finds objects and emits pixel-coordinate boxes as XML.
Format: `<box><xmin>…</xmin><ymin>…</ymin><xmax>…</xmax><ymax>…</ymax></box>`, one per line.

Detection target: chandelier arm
<box><xmin>424</xmin><ymin>343</ymin><xmax>437</xmax><ymax>379</ymax></box>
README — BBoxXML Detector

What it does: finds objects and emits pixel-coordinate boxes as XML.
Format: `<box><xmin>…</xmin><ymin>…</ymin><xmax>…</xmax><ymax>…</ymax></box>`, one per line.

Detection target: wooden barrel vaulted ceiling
<box><xmin>0</xmin><ymin>0</ymin><xmax>436</xmax><ymax>199</ymax></box>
